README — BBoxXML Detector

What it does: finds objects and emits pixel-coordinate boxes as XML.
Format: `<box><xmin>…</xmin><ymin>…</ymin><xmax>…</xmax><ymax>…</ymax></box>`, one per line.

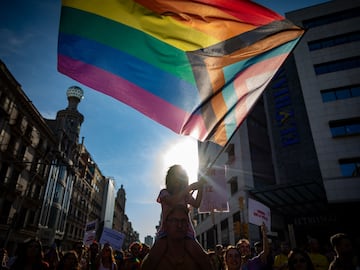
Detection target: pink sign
<box><xmin>248</xmin><ymin>198</ymin><xmax>271</xmax><ymax>230</ymax></box>
<box><xmin>199</xmin><ymin>166</ymin><xmax>229</xmax><ymax>213</ymax></box>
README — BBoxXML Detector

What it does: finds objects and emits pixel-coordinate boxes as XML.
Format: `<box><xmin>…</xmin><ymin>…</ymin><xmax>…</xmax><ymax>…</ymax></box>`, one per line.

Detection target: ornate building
<box><xmin>38</xmin><ymin>86</ymin><xmax>84</xmax><ymax>248</ymax></box>
<box><xmin>0</xmin><ymin>60</ymin><xmax>58</xmax><ymax>253</ymax></box>
<box><xmin>0</xmin><ymin>59</ymin><xmax>139</xmax><ymax>254</ymax></box>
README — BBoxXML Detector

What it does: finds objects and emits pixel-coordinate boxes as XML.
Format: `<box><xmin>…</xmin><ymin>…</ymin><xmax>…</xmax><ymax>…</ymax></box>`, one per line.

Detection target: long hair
<box><xmin>10</xmin><ymin>238</ymin><xmax>47</xmax><ymax>270</ymax></box>
<box><xmin>98</xmin><ymin>243</ymin><xmax>116</xmax><ymax>267</ymax></box>
<box><xmin>57</xmin><ymin>250</ymin><xmax>79</xmax><ymax>270</ymax></box>
<box><xmin>165</xmin><ymin>164</ymin><xmax>189</xmax><ymax>194</ymax></box>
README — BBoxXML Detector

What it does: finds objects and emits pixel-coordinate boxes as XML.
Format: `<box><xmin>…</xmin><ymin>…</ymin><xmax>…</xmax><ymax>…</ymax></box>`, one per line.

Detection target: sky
<box><xmin>0</xmin><ymin>0</ymin><xmax>329</xmax><ymax>242</ymax></box>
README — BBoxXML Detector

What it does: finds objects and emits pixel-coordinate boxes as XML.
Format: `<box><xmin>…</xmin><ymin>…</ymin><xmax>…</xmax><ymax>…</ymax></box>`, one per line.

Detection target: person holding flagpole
<box><xmin>141</xmin><ymin>165</ymin><xmax>212</xmax><ymax>270</ymax></box>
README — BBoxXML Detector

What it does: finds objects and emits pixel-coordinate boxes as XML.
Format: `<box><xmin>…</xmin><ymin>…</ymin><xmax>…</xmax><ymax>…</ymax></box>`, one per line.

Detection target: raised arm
<box><xmin>187</xmin><ymin>178</ymin><xmax>206</xmax><ymax>208</ymax></box>
<box><xmin>259</xmin><ymin>222</ymin><xmax>270</xmax><ymax>264</ymax></box>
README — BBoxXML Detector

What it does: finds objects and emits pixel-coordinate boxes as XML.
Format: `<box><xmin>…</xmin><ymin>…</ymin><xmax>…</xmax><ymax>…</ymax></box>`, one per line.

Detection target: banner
<box><xmin>199</xmin><ymin>166</ymin><xmax>229</xmax><ymax>213</ymax></box>
<box><xmin>99</xmin><ymin>227</ymin><xmax>125</xmax><ymax>251</ymax></box>
<box><xmin>248</xmin><ymin>197</ymin><xmax>271</xmax><ymax>230</ymax></box>
<box><xmin>83</xmin><ymin>230</ymin><xmax>96</xmax><ymax>246</ymax></box>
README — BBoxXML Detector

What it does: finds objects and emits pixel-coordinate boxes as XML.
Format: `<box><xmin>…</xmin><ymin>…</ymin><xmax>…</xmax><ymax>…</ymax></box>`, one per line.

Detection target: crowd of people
<box><xmin>1</xmin><ymin>164</ymin><xmax>358</xmax><ymax>270</ymax></box>
<box><xmin>1</xmin><ymin>230</ymin><xmax>357</xmax><ymax>270</ymax></box>
<box><xmin>208</xmin><ymin>231</ymin><xmax>359</xmax><ymax>270</ymax></box>
<box><xmin>0</xmin><ymin>238</ymin><xmax>153</xmax><ymax>270</ymax></box>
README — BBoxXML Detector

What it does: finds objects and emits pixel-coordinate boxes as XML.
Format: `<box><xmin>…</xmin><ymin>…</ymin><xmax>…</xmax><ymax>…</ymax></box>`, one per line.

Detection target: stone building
<box><xmin>0</xmin><ymin>59</ymin><xmax>58</xmax><ymax>253</ymax></box>
<box><xmin>0</xmin><ymin>59</ymin><xmax>139</xmax><ymax>253</ymax></box>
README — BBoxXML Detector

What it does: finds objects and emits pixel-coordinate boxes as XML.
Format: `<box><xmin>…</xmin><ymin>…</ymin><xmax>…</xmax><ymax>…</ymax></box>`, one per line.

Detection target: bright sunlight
<box><xmin>163</xmin><ymin>137</ymin><xmax>199</xmax><ymax>183</ymax></box>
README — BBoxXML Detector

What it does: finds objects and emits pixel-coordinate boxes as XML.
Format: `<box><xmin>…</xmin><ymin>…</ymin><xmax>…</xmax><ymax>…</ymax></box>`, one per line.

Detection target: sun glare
<box><xmin>163</xmin><ymin>137</ymin><xmax>199</xmax><ymax>183</ymax></box>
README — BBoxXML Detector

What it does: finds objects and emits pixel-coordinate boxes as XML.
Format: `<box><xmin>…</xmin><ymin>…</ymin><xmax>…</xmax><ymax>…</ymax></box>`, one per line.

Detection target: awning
<box><xmin>249</xmin><ymin>181</ymin><xmax>329</xmax><ymax>217</ymax></box>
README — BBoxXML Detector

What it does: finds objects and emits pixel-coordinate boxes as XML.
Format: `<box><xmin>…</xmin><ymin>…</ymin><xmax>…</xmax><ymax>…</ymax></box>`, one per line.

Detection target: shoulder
<box><xmin>157</xmin><ymin>189</ymin><xmax>171</xmax><ymax>203</ymax></box>
<box><xmin>249</xmin><ymin>255</ymin><xmax>262</xmax><ymax>264</ymax></box>
<box><xmin>41</xmin><ymin>260</ymin><xmax>50</xmax><ymax>269</ymax></box>
<box><xmin>158</xmin><ymin>189</ymin><xmax>170</xmax><ymax>197</ymax></box>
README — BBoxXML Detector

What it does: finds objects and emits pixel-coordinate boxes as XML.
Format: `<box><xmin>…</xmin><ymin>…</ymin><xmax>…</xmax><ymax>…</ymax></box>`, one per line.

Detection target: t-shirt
<box><xmin>242</xmin><ymin>255</ymin><xmax>265</xmax><ymax>270</ymax></box>
<box><xmin>308</xmin><ymin>252</ymin><xmax>329</xmax><ymax>270</ymax></box>
<box><xmin>273</xmin><ymin>253</ymin><xmax>288</xmax><ymax>270</ymax></box>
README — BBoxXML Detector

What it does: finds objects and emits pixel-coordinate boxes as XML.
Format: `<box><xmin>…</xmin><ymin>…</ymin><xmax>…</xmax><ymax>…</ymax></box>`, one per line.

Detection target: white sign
<box><xmin>83</xmin><ymin>230</ymin><xmax>96</xmax><ymax>246</ymax></box>
<box><xmin>199</xmin><ymin>166</ymin><xmax>229</xmax><ymax>213</ymax></box>
<box><xmin>248</xmin><ymin>198</ymin><xmax>271</xmax><ymax>230</ymax></box>
<box><xmin>99</xmin><ymin>227</ymin><xmax>125</xmax><ymax>251</ymax></box>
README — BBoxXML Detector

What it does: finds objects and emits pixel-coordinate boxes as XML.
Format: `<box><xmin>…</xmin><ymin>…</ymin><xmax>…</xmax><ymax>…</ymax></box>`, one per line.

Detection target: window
<box><xmin>321</xmin><ymin>85</ymin><xmax>360</xmax><ymax>102</ymax></box>
<box><xmin>226</xmin><ymin>144</ymin><xmax>235</xmax><ymax>164</ymax></box>
<box><xmin>339</xmin><ymin>158</ymin><xmax>360</xmax><ymax>177</ymax></box>
<box><xmin>314</xmin><ymin>57</ymin><xmax>360</xmax><ymax>75</ymax></box>
<box><xmin>229</xmin><ymin>176</ymin><xmax>238</xmax><ymax>195</ymax></box>
<box><xmin>329</xmin><ymin>118</ymin><xmax>360</xmax><ymax>137</ymax></box>
<box><xmin>308</xmin><ymin>31</ymin><xmax>360</xmax><ymax>51</ymax></box>
<box><xmin>221</xmin><ymin>218</ymin><xmax>229</xmax><ymax>246</ymax></box>
<box><xmin>303</xmin><ymin>8</ymin><xmax>360</xmax><ymax>29</ymax></box>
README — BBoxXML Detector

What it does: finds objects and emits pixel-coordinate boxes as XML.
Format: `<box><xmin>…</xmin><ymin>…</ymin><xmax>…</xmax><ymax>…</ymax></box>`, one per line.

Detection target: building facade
<box><xmin>0</xmin><ymin>60</ymin><xmax>139</xmax><ymax>253</ymax></box>
<box><xmin>195</xmin><ymin>97</ymin><xmax>276</xmax><ymax>249</ymax></box>
<box><xmin>113</xmin><ymin>184</ymin><xmax>126</xmax><ymax>233</ymax></box>
<box><xmin>0</xmin><ymin>60</ymin><xmax>58</xmax><ymax>254</ymax></box>
<box><xmin>38</xmin><ymin>86</ymin><xmax>85</xmax><ymax>248</ymax></box>
<box><xmin>195</xmin><ymin>0</ymin><xmax>360</xmax><ymax>250</ymax></box>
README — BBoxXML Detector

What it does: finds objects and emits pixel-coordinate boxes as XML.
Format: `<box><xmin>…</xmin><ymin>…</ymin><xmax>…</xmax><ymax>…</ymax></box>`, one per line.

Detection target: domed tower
<box><xmin>66</xmin><ymin>85</ymin><xmax>84</xmax><ymax>111</ymax></box>
<box><xmin>55</xmin><ymin>86</ymin><xmax>85</xmax><ymax>160</ymax></box>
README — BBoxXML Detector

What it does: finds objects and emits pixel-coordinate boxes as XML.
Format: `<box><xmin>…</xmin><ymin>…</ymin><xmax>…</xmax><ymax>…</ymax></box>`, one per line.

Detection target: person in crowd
<box><xmin>139</xmin><ymin>244</ymin><xmax>149</xmax><ymax>261</ymax></box>
<box><xmin>114</xmin><ymin>249</ymin><xmax>125</xmax><ymax>270</ymax></box>
<box><xmin>254</xmin><ymin>242</ymin><xmax>262</xmax><ymax>256</ymax></box>
<box><xmin>44</xmin><ymin>243</ymin><xmax>60</xmax><ymax>270</ymax></box>
<box><xmin>95</xmin><ymin>243</ymin><xmax>117</xmax><ymax>270</ymax></box>
<box><xmin>214</xmin><ymin>244</ymin><xmax>225</xmax><ymax>270</ymax></box>
<box><xmin>141</xmin><ymin>204</ymin><xmax>211</xmax><ymax>270</ymax></box>
<box><xmin>306</xmin><ymin>237</ymin><xmax>328</xmax><ymax>270</ymax></box>
<box><xmin>273</xmin><ymin>241</ymin><xmax>291</xmax><ymax>270</ymax></box>
<box><xmin>236</xmin><ymin>222</ymin><xmax>270</xmax><ymax>270</ymax></box>
<box><xmin>208</xmin><ymin>250</ymin><xmax>219</xmax><ymax>270</ymax></box>
<box><xmin>57</xmin><ymin>250</ymin><xmax>80</xmax><ymax>270</ymax></box>
<box><xmin>140</xmin><ymin>164</ymin><xmax>211</xmax><ymax>270</ymax></box>
<box><xmin>87</xmin><ymin>241</ymin><xmax>100</xmax><ymax>270</ymax></box>
<box><xmin>73</xmin><ymin>241</ymin><xmax>88</xmax><ymax>270</ymax></box>
<box><xmin>123</xmin><ymin>242</ymin><xmax>142</xmax><ymax>270</ymax></box>
<box><xmin>254</xmin><ymin>240</ymin><xmax>274</xmax><ymax>270</ymax></box>
<box><xmin>328</xmin><ymin>232</ymin><xmax>357</xmax><ymax>270</ymax></box>
<box><xmin>323</xmin><ymin>243</ymin><xmax>336</xmax><ymax>264</ymax></box>
<box><xmin>0</xmin><ymin>248</ymin><xmax>9</xmax><ymax>270</ymax></box>
<box><xmin>10</xmin><ymin>238</ymin><xmax>50</xmax><ymax>270</ymax></box>
<box><xmin>224</xmin><ymin>245</ymin><xmax>242</xmax><ymax>270</ymax></box>
<box><xmin>287</xmin><ymin>248</ymin><xmax>315</xmax><ymax>270</ymax></box>
<box><xmin>96</xmin><ymin>243</ymin><xmax>117</xmax><ymax>270</ymax></box>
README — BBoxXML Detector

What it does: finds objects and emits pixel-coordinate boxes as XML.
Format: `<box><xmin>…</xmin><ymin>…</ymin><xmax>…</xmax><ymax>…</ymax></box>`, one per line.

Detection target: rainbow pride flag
<box><xmin>58</xmin><ymin>0</ymin><xmax>304</xmax><ymax>146</ymax></box>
